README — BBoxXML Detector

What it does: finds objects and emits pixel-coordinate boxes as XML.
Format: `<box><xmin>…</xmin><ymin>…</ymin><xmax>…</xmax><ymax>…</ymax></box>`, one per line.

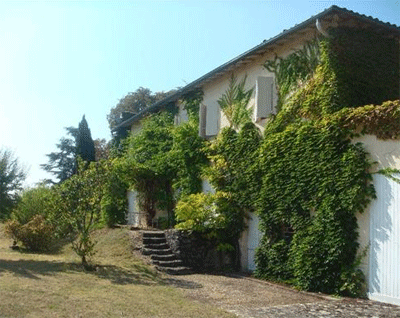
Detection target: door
<box><xmin>247</xmin><ymin>212</ymin><xmax>262</xmax><ymax>271</ymax></box>
<box><xmin>369</xmin><ymin>174</ymin><xmax>400</xmax><ymax>305</ymax></box>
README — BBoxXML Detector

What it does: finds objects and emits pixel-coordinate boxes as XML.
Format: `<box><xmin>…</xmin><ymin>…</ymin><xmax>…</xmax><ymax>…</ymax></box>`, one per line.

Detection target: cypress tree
<box><xmin>76</xmin><ymin>115</ymin><xmax>95</xmax><ymax>163</ymax></box>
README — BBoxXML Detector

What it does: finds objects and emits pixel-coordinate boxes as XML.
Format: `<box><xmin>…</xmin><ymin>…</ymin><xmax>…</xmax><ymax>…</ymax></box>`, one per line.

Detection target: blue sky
<box><xmin>0</xmin><ymin>0</ymin><xmax>399</xmax><ymax>186</ymax></box>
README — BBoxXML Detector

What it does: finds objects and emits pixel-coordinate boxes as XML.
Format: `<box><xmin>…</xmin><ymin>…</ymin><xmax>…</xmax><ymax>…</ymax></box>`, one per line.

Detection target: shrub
<box><xmin>11</xmin><ymin>186</ymin><xmax>57</xmax><ymax>225</ymax></box>
<box><xmin>4</xmin><ymin>215</ymin><xmax>55</xmax><ymax>252</ymax></box>
<box><xmin>175</xmin><ymin>192</ymin><xmax>227</xmax><ymax>232</ymax></box>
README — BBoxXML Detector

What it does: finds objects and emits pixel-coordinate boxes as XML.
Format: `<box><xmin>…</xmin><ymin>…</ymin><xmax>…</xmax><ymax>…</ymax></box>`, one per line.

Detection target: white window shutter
<box><xmin>254</xmin><ymin>76</ymin><xmax>275</xmax><ymax>121</ymax></box>
<box><xmin>174</xmin><ymin>114</ymin><xmax>179</xmax><ymax>125</ymax></box>
<box><xmin>199</xmin><ymin>104</ymin><xmax>207</xmax><ymax>137</ymax></box>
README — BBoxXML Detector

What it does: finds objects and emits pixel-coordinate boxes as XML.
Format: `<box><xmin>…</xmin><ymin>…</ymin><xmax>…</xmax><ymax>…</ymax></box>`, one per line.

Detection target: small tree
<box><xmin>0</xmin><ymin>148</ymin><xmax>26</xmax><ymax>219</ymax></box>
<box><xmin>60</xmin><ymin>159</ymin><xmax>106</xmax><ymax>269</ymax></box>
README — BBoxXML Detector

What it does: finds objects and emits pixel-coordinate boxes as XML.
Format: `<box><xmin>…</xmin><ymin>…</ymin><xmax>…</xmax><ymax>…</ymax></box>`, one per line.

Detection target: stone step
<box><xmin>156</xmin><ymin>266</ymin><xmax>192</xmax><ymax>275</ymax></box>
<box><xmin>143</xmin><ymin>237</ymin><xmax>166</xmax><ymax>245</ymax></box>
<box><xmin>153</xmin><ymin>259</ymin><xmax>183</xmax><ymax>267</ymax></box>
<box><xmin>142</xmin><ymin>248</ymin><xmax>173</xmax><ymax>256</ymax></box>
<box><xmin>151</xmin><ymin>254</ymin><xmax>177</xmax><ymax>262</ymax></box>
<box><xmin>143</xmin><ymin>242</ymin><xmax>169</xmax><ymax>250</ymax></box>
<box><xmin>142</xmin><ymin>231</ymin><xmax>165</xmax><ymax>238</ymax></box>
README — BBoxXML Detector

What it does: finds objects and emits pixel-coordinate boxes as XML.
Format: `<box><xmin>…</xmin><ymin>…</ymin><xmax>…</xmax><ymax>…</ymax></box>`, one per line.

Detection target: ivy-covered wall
<box><xmin>327</xmin><ymin>28</ymin><xmax>400</xmax><ymax>109</ymax></box>
<box><xmin>267</xmin><ymin>27</ymin><xmax>400</xmax><ymax>135</ymax></box>
<box><xmin>256</xmin><ymin>123</ymin><xmax>375</xmax><ymax>294</ymax></box>
<box><xmin>254</xmin><ymin>26</ymin><xmax>400</xmax><ymax>296</ymax></box>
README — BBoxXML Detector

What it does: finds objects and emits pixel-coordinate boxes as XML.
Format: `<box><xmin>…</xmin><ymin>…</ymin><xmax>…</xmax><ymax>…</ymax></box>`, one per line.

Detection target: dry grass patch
<box><xmin>0</xmin><ymin>224</ymin><xmax>234</xmax><ymax>318</ymax></box>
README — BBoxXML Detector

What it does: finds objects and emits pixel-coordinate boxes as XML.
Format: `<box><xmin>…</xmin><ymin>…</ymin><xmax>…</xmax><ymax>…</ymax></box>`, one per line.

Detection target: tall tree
<box><xmin>76</xmin><ymin>115</ymin><xmax>95</xmax><ymax>163</ymax></box>
<box><xmin>41</xmin><ymin>127</ymin><xmax>78</xmax><ymax>183</ymax></box>
<box><xmin>0</xmin><ymin>148</ymin><xmax>26</xmax><ymax>219</ymax></box>
<box><xmin>107</xmin><ymin>87</ymin><xmax>176</xmax><ymax>129</ymax></box>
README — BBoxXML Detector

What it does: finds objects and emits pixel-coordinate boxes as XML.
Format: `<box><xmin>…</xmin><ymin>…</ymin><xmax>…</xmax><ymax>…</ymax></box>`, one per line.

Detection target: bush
<box><xmin>4</xmin><ymin>215</ymin><xmax>55</xmax><ymax>252</ymax></box>
<box><xmin>11</xmin><ymin>186</ymin><xmax>56</xmax><ymax>224</ymax></box>
<box><xmin>175</xmin><ymin>192</ymin><xmax>227</xmax><ymax>232</ymax></box>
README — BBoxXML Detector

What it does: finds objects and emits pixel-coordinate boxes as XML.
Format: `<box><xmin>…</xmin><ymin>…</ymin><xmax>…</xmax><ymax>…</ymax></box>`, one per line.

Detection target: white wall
<box><xmin>353</xmin><ymin>135</ymin><xmax>400</xmax><ymax>282</ymax></box>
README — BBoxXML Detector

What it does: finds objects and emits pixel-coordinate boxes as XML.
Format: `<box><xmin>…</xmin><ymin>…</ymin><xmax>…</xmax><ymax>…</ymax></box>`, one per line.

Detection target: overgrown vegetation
<box><xmin>256</xmin><ymin>123</ymin><xmax>375</xmax><ymax>294</ymax></box>
<box><xmin>253</xmin><ymin>27</ymin><xmax>399</xmax><ymax>296</ymax></box>
<box><xmin>122</xmin><ymin>111</ymin><xmax>207</xmax><ymax>227</ymax></box>
<box><xmin>264</xmin><ymin>39</ymin><xmax>321</xmax><ymax>110</ymax></box>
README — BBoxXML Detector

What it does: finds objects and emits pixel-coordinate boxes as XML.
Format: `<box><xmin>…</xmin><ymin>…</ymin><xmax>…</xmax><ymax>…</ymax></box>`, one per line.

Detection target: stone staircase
<box><xmin>141</xmin><ymin>231</ymin><xmax>191</xmax><ymax>275</ymax></box>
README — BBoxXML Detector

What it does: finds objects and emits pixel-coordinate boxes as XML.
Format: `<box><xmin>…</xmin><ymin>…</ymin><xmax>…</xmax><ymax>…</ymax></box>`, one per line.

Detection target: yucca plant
<box><xmin>264</xmin><ymin>39</ymin><xmax>321</xmax><ymax>109</ymax></box>
<box><xmin>218</xmin><ymin>74</ymin><xmax>254</xmax><ymax>130</ymax></box>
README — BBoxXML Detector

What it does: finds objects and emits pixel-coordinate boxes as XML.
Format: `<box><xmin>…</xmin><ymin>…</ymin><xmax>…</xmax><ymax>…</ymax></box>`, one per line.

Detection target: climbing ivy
<box><xmin>181</xmin><ymin>89</ymin><xmax>204</xmax><ymax>123</ymax></box>
<box><xmin>264</xmin><ymin>27</ymin><xmax>400</xmax><ymax>135</ymax></box>
<box><xmin>330</xmin><ymin>100</ymin><xmax>400</xmax><ymax>140</ymax></box>
<box><xmin>255</xmin><ymin>123</ymin><xmax>375</xmax><ymax>294</ymax></box>
<box><xmin>264</xmin><ymin>39</ymin><xmax>321</xmax><ymax>110</ymax></box>
<box><xmin>203</xmin><ymin>122</ymin><xmax>262</xmax><ymax>269</ymax></box>
<box><xmin>253</xmin><ymin>26</ymin><xmax>399</xmax><ymax>296</ymax></box>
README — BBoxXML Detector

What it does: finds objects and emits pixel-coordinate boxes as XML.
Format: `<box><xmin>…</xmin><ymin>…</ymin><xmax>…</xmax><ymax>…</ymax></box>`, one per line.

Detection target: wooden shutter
<box><xmin>254</xmin><ymin>76</ymin><xmax>274</xmax><ymax>121</ymax></box>
<box><xmin>199</xmin><ymin>104</ymin><xmax>207</xmax><ymax>137</ymax></box>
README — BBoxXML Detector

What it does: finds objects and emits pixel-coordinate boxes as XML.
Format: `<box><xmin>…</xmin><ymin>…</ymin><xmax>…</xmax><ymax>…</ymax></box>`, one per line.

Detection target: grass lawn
<box><xmin>0</xmin><ymin>224</ymin><xmax>235</xmax><ymax>318</ymax></box>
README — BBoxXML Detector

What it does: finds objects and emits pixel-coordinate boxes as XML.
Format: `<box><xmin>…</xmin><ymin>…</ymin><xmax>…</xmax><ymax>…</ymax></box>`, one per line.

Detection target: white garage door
<box><xmin>369</xmin><ymin>174</ymin><xmax>400</xmax><ymax>305</ymax></box>
<box><xmin>247</xmin><ymin>212</ymin><xmax>262</xmax><ymax>271</ymax></box>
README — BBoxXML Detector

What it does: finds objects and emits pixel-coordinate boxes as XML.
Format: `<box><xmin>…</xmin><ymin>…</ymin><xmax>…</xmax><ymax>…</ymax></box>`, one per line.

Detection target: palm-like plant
<box><xmin>218</xmin><ymin>74</ymin><xmax>254</xmax><ymax>130</ymax></box>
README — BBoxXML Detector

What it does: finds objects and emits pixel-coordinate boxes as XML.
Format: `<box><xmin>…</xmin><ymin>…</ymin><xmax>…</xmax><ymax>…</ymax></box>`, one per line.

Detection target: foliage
<box><xmin>175</xmin><ymin>192</ymin><xmax>227</xmax><ymax>232</ymax></box>
<box><xmin>264</xmin><ymin>39</ymin><xmax>321</xmax><ymax>109</ymax></box>
<box><xmin>330</xmin><ymin>100</ymin><xmax>400</xmax><ymax>140</ymax></box>
<box><xmin>338</xmin><ymin>245</ymin><xmax>368</xmax><ymax>298</ymax></box>
<box><xmin>325</xmin><ymin>28</ymin><xmax>399</xmax><ymax>109</ymax></box>
<box><xmin>255</xmin><ymin>123</ymin><xmax>375</xmax><ymax>294</ymax></box>
<box><xmin>0</xmin><ymin>148</ymin><xmax>26</xmax><ymax>219</ymax></box>
<box><xmin>175</xmin><ymin>190</ymin><xmax>242</xmax><ymax>266</ymax></box>
<box><xmin>123</xmin><ymin>113</ymin><xmax>207</xmax><ymax>227</ymax></box>
<box><xmin>194</xmin><ymin>123</ymin><xmax>262</xmax><ymax>268</ymax></box>
<box><xmin>218</xmin><ymin>75</ymin><xmax>254</xmax><ymax>130</ymax></box>
<box><xmin>41</xmin><ymin>126</ymin><xmax>78</xmax><ymax>183</ymax></box>
<box><xmin>76</xmin><ymin>115</ymin><xmax>95</xmax><ymax>164</ymax></box>
<box><xmin>100</xmin><ymin>159</ymin><xmax>128</xmax><ymax>227</ymax></box>
<box><xmin>123</xmin><ymin>112</ymin><xmax>175</xmax><ymax>226</ymax></box>
<box><xmin>107</xmin><ymin>87</ymin><xmax>175</xmax><ymax>129</ymax></box>
<box><xmin>10</xmin><ymin>186</ymin><xmax>58</xmax><ymax>225</ymax></box>
<box><xmin>265</xmin><ymin>28</ymin><xmax>400</xmax><ymax>135</ymax></box>
<box><xmin>170</xmin><ymin>120</ymin><xmax>208</xmax><ymax>198</ymax></box>
<box><xmin>59</xmin><ymin>159</ymin><xmax>108</xmax><ymax>267</ymax></box>
<box><xmin>181</xmin><ymin>89</ymin><xmax>204</xmax><ymax>122</ymax></box>
<box><xmin>4</xmin><ymin>215</ymin><xmax>55</xmax><ymax>252</ymax></box>
<box><xmin>94</xmin><ymin>138</ymin><xmax>110</xmax><ymax>161</ymax></box>
<box><xmin>206</xmin><ymin>123</ymin><xmax>262</xmax><ymax>213</ymax></box>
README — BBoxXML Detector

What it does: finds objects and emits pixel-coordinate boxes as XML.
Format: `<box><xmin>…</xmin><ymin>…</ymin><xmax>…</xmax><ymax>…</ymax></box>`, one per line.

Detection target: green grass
<box><xmin>0</xmin><ymin>224</ymin><xmax>234</xmax><ymax>318</ymax></box>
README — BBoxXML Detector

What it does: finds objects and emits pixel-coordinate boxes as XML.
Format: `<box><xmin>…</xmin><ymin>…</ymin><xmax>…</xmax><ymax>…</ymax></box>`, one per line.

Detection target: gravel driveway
<box><xmin>165</xmin><ymin>273</ymin><xmax>400</xmax><ymax>318</ymax></box>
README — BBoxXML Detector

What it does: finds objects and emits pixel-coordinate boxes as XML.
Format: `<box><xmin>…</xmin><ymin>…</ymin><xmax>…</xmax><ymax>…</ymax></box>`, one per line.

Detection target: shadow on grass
<box><xmin>0</xmin><ymin>258</ymin><xmax>159</xmax><ymax>285</ymax></box>
<box><xmin>0</xmin><ymin>259</ymin><xmax>66</xmax><ymax>280</ymax></box>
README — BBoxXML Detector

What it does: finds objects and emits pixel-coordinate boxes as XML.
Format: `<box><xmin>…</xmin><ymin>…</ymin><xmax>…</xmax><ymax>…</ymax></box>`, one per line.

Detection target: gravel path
<box><xmin>165</xmin><ymin>273</ymin><xmax>400</xmax><ymax>318</ymax></box>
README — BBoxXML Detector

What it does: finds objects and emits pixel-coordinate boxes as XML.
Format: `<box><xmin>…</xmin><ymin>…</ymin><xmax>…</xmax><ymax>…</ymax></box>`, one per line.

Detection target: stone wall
<box><xmin>165</xmin><ymin>229</ymin><xmax>232</xmax><ymax>272</ymax></box>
